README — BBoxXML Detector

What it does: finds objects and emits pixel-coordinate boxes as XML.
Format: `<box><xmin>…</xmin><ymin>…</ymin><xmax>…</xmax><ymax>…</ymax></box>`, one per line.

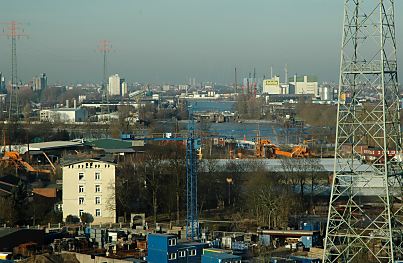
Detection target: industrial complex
<box><xmin>0</xmin><ymin>0</ymin><xmax>402</xmax><ymax>263</ymax></box>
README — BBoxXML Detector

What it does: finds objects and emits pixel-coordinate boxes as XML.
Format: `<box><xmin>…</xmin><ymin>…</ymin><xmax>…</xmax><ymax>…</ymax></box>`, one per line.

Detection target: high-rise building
<box><xmin>32</xmin><ymin>73</ymin><xmax>47</xmax><ymax>91</ymax></box>
<box><xmin>40</xmin><ymin>73</ymin><xmax>47</xmax><ymax>90</ymax></box>
<box><xmin>32</xmin><ymin>76</ymin><xmax>41</xmax><ymax>91</ymax></box>
<box><xmin>121</xmin><ymin>81</ymin><xmax>128</xmax><ymax>96</ymax></box>
<box><xmin>108</xmin><ymin>74</ymin><xmax>127</xmax><ymax>96</ymax></box>
<box><xmin>0</xmin><ymin>72</ymin><xmax>5</xmax><ymax>93</ymax></box>
<box><xmin>108</xmin><ymin>74</ymin><xmax>121</xmax><ymax>96</ymax></box>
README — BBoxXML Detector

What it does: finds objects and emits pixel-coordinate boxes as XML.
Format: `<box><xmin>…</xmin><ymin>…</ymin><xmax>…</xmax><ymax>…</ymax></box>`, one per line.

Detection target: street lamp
<box><xmin>226</xmin><ymin>177</ymin><xmax>233</xmax><ymax>206</ymax></box>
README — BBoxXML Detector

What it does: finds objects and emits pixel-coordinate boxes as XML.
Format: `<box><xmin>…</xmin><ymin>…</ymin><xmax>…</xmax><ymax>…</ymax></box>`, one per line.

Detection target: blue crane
<box><xmin>121</xmin><ymin>107</ymin><xmax>200</xmax><ymax>240</ymax></box>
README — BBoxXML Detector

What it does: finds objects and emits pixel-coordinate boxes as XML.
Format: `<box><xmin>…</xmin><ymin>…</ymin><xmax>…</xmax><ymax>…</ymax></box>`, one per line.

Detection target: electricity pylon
<box><xmin>1</xmin><ymin>21</ymin><xmax>27</xmax><ymax>121</ymax></box>
<box><xmin>323</xmin><ymin>0</ymin><xmax>402</xmax><ymax>262</ymax></box>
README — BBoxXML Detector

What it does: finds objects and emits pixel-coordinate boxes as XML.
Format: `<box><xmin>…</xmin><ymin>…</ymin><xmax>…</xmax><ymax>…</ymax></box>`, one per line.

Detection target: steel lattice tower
<box><xmin>1</xmin><ymin>21</ymin><xmax>27</xmax><ymax>121</ymax></box>
<box><xmin>98</xmin><ymin>40</ymin><xmax>111</xmax><ymax>121</ymax></box>
<box><xmin>323</xmin><ymin>0</ymin><xmax>402</xmax><ymax>262</ymax></box>
<box><xmin>186</xmin><ymin>106</ymin><xmax>199</xmax><ymax>240</ymax></box>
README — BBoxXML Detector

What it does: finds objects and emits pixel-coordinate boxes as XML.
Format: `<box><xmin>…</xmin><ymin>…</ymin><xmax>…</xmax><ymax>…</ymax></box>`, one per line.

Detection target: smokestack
<box><xmin>73</xmin><ymin>99</ymin><xmax>77</xmax><ymax>109</ymax></box>
<box><xmin>66</xmin><ymin>99</ymin><xmax>69</xmax><ymax>108</ymax></box>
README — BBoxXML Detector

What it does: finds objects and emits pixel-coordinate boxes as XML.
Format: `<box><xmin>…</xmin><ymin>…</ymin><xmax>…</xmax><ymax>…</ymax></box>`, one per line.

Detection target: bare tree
<box><xmin>280</xmin><ymin>158</ymin><xmax>325</xmax><ymax>212</ymax></box>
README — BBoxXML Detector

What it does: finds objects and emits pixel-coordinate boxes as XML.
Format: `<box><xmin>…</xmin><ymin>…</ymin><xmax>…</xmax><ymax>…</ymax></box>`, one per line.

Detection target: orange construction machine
<box><xmin>255</xmin><ymin>138</ymin><xmax>312</xmax><ymax>159</ymax></box>
<box><xmin>1</xmin><ymin>151</ymin><xmax>52</xmax><ymax>174</ymax></box>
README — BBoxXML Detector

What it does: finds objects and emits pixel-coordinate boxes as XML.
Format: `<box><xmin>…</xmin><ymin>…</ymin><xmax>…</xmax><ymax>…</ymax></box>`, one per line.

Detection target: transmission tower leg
<box><xmin>323</xmin><ymin>0</ymin><xmax>402</xmax><ymax>262</ymax></box>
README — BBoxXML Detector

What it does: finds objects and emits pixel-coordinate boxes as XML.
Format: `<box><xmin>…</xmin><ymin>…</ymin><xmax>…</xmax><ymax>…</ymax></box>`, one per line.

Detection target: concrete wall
<box><xmin>63</xmin><ymin>160</ymin><xmax>116</xmax><ymax>224</ymax></box>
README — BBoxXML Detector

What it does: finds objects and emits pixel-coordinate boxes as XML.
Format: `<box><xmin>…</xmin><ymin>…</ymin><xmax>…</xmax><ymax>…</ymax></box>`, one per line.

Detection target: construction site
<box><xmin>0</xmin><ymin>0</ymin><xmax>402</xmax><ymax>263</ymax></box>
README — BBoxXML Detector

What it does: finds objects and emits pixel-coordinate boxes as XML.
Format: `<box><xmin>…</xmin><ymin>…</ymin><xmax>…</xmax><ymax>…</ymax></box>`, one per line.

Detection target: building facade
<box><xmin>40</xmin><ymin>108</ymin><xmax>88</xmax><ymax>123</ymax></box>
<box><xmin>62</xmin><ymin>159</ymin><xmax>116</xmax><ymax>224</ymax></box>
<box><xmin>32</xmin><ymin>73</ymin><xmax>47</xmax><ymax>91</ymax></box>
<box><xmin>289</xmin><ymin>75</ymin><xmax>318</xmax><ymax>95</ymax></box>
<box><xmin>108</xmin><ymin>74</ymin><xmax>121</xmax><ymax>96</ymax></box>
<box><xmin>263</xmin><ymin>76</ymin><xmax>282</xmax><ymax>94</ymax></box>
<box><xmin>147</xmin><ymin>234</ymin><xmax>207</xmax><ymax>263</ymax></box>
<box><xmin>0</xmin><ymin>72</ymin><xmax>5</xmax><ymax>93</ymax></box>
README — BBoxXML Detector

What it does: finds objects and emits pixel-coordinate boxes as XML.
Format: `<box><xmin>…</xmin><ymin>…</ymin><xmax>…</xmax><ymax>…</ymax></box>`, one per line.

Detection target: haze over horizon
<box><xmin>1</xmin><ymin>0</ymin><xmax>402</xmax><ymax>84</ymax></box>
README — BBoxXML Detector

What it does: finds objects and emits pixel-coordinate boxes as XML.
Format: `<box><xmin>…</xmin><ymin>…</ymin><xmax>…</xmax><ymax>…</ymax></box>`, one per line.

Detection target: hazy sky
<box><xmin>0</xmin><ymin>0</ymin><xmax>402</xmax><ymax>84</ymax></box>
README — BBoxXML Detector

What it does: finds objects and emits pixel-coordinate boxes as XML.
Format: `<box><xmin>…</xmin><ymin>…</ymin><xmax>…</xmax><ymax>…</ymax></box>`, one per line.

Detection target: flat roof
<box><xmin>202</xmin><ymin>253</ymin><xmax>240</xmax><ymax>259</ymax></box>
<box><xmin>258</xmin><ymin>229</ymin><xmax>318</xmax><ymax>237</ymax></box>
<box><xmin>28</xmin><ymin>141</ymin><xmax>83</xmax><ymax>151</ymax></box>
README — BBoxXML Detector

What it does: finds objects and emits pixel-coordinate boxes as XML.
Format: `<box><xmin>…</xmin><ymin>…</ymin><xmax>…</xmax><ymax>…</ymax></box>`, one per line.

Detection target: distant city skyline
<box><xmin>0</xmin><ymin>0</ymin><xmax>403</xmax><ymax>84</ymax></box>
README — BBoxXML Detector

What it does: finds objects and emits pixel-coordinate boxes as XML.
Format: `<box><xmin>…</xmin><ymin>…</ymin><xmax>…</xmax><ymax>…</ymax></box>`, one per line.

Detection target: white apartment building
<box><xmin>62</xmin><ymin>159</ymin><xmax>116</xmax><ymax>224</ymax></box>
<box><xmin>289</xmin><ymin>75</ymin><xmax>318</xmax><ymax>95</ymax></box>
<box><xmin>108</xmin><ymin>74</ymin><xmax>128</xmax><ymax>97</ymax></box>
<box><xmin>121</xmin><ymin>81</ymin><xmax>128</xmax><ymax>96</ymax></box>
<box><xmin>108</xmin><ymin>74</ymin><xmax>121</xmax><ymax>96</ymax></box>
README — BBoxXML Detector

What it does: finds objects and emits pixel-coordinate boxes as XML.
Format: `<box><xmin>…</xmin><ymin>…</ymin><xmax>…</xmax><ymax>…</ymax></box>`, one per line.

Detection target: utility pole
<box><xmin>323</xmin><ymin>0</ymin><xmax>402</xmax><ymax>262</ymax></box>
<box><xmin>1</xmin><ymin>21</ymin><xmax>28</xmax><ymax>122</ymax></box>
<box><xmin>98</xmin><ymin>40</ymin><xmax>112</xmax><ymax>121</ymax></box>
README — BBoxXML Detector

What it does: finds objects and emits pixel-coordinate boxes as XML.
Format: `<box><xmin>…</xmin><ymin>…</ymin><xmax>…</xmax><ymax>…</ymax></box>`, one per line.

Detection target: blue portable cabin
<box><xmin>147</xmin><ymin>233</ymin><xmax>208</xmax><ymax>263</ymax></box>
<box><xmin>176</xmin><ymin>242</ymin><xmax>208</xmax><ymax>263</ymax></box>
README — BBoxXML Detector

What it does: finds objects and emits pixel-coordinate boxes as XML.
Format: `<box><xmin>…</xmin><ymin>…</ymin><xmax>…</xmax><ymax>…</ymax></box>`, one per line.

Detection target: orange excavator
<box><xmin>1</xmin><ymin>151</ymin><xmax>52</xmax><ymax>174</ymax></box>
<box><xmin>255</xmin><ymin>138</ymin><xmax>312</xmax><ymax>159</ymax></box>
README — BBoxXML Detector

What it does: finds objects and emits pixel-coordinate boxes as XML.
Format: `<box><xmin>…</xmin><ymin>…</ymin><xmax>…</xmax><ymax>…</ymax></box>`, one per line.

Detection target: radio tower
<box><xmin>98</xmin><ymin>40</ymin><xmax>111</xmax><ymax>120</ymax></box>
<box><xmin>1</xmin><ymin>21</ymin><xmax>27</xmax><ymax>121</ymax></box>
<box><xmin>323</xmin><ymin>0</ymin><xmax>402</xmax><ymax>262</ymax></box>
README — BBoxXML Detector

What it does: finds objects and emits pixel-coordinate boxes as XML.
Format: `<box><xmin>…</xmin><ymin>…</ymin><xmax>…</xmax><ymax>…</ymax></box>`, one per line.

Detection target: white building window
<box><xmin>95</xmin><ymin>196</ymin><xmax>101</xmax><ymax>204</ymax></box>
<box><xmin>79</xmin><ymin>185</ymin><xmax>84</xmax><ymax>193</ymax></box>
<box><xmin>95</xmin><ymin>209</ymin><xmax>101</xmax><ymax>217</ymax></box>
<box><xmin>79</xmin><ymin>209</ymin><xmax>84</xmax><ymax>216</ymax></box>
<box><xmin>79</xmin><ymin>197</ymin><xmax>84</xmax><ymax>205</ymax></box>
<box><xmin>168</xmin><ymin>253</ymin><xmax>177</xmax><ymax>260</ymax></box>
<box><xmin>168</xmin><ymin>238</ymin><xmax>177</xmax><ymax>246</ymax></box>
<box><xmin>178</xmin><ymin>251</ymin><xmax>186</xmax><ymax>258</ymax></box>
<box><xmin>189</xmin><ymin>249</ymin><xmax>196</xmax><ymax>256</ymax></box>
<box><xmin>95</xmin><ymin>185</ymin><xmax>101</xmax><ymax>193</ymax></box>
<box><xmin>78</xmin><ymin>172</ymin><xmax>84</xmax><ymax>180</ymax></box>
<box><xmin>95</xmin><ymin>172</ymin><xmax>100</xmax><ymax>180</ymax></box>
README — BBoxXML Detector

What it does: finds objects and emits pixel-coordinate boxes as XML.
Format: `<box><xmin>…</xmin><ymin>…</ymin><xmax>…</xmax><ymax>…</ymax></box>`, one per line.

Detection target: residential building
<box><xmin>121</xmin><ymin>80</ymin><xmax>128</xmax><ymax>96</ymax></box>
<box><xmin>40</xmin><ymin>108</ymin><xmax>88</xmax><ymax>123</ymax></box>
<box><xmin>62</xmin><ymin>159</ymin><xmax>116</xmax><ymax>224</ymax></box>
<box><xmin>32</xmin><ymin>73</ymin><xmax>47</xmax><ymax>91</ymax></box>
<box><xmin>40</xmin><ymin>73</ymin><xmax>47</xmax><ymax>90</ymax></box>
<box><xmin>108</xmin><ymin>74</ymin><xmax>121</xmax><ymax>96</ymax></box>
<box><xmin>108</xmin><ymin>74</ymin><xmax>127</xmax><ymax>97</ymax></box>
<box><xmin>289</xmin><ymin>75</ymin><xmax>318</xmax><ymax>95</ymax></box>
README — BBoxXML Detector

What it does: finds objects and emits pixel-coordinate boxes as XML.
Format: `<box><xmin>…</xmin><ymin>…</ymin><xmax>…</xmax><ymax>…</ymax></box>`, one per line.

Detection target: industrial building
<box><xmin>262</xmin><ymin>76</ymin><xmax>287</xmax><ymax>95</ymax></box>
<box><xmin>62</xmin><ymin>159</ymin><xmax>116</xmax><ymax>224</ymax></box>
<box><xmin>288</xmin><ymin>75</ymin><xmax>318</xmax><ymax>96</ymax></box>
<box><xmin>40</xmin><ymin>107</ymin><xmax>88</xmax><ymax>123</ymax></box>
